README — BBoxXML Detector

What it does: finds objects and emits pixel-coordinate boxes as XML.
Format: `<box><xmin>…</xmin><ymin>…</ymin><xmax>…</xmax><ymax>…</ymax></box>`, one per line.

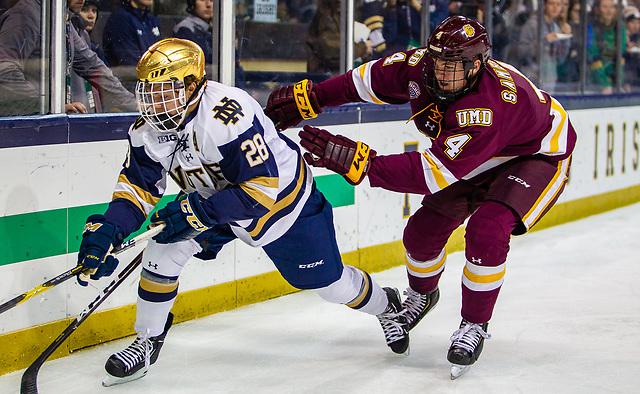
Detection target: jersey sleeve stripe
<box><xmin>247</xmin><ymin>157</ymin><xmax>306</xmax><ymax>237</ymax></box>
<box><xmin>239</xmin><ymin>177</ymin><xmax>279</xmax><ymax>210</ymax></box>
<box><xmin>420</xmin><ymin>151</ymin><xmax>456</xmax><ymax>192</ymax></box>
<box><xmin>521</xmin><ymin>156</ymin><xmax>570</xmax><ymax>229</ymax></box>
<box><xmin>538</xmin><ymin>98</ymin><xmax>569</xmax><ymax>156</ymax></box>
<box><xmin>113</xmin><ymin>173</ymin><xmax>161</xmax><ymax>215</ymax></box>
<box><xmin>352</xmin><ymin>62</ymin><xmax>387</xmax><ymax>105</ymax></box>
<box><xmin>112</xmin><ymin>191</ymin><xmax>145</xmax><ymax>215</ymax></box>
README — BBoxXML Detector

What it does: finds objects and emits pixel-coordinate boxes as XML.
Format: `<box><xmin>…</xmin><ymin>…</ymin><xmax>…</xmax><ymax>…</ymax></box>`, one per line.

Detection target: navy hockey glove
<box><xmin>265</xmin><ymin>79</ymin><xmax>323</xmax><ymax>131</ymax></box>
<box><xmin>299</xmin><ymin>125</ymin><xmax>376</xmax><ymax>185</ymax></box>
<box><xmin>151</xmin><ymin>192</ymin><xmax>217</xmax><ymax>244</ymax></box>
<box><xmin>77</xmin><ymin>214</ymin><xmax>124</xmax><ymax>286</ymax></box>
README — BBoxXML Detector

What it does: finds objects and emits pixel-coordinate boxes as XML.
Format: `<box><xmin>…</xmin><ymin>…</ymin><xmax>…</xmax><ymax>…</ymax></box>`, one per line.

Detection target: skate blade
<box><xmin>450</xmin><ymin>364</ymin><xmax>470</xmax><ymax>380</ymax></box>
<box><xmin>102</xmin><ymin>369</ymin><xmax>148</xmax><ymax>387</ymax></box>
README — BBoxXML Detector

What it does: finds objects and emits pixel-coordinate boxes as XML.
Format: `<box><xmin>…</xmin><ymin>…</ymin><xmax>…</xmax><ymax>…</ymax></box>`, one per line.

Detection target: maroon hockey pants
<box><xmin>403</xmin><ymin>200</ymin><xmax>520</xmax><ymax>323</ymax></box>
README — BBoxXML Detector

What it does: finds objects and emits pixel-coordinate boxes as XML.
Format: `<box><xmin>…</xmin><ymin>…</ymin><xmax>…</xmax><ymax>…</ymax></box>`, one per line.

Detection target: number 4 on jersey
<box><xmin>444</xmin><ymin>134</ymin><xmax>471</xmax><ymax>159</ymax></box>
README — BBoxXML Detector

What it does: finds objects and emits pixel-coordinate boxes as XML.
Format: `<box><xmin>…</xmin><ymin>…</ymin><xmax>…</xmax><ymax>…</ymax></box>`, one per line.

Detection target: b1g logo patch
<box><xmin>408</xmin><ymin>81</ymin><xmax>421</xmax><ymax>99</ymax></box>
<box><xmin>158</xmin><ymin>134</ymin><xmax>178</xmax><ymax>143</ymax></box>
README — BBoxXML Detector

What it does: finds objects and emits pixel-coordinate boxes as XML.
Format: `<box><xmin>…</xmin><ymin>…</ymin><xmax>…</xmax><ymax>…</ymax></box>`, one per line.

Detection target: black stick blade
<box><xmin>20</xmin><ymin>363</ymin><xmax>40</xmax><ymax>394</ymax></box>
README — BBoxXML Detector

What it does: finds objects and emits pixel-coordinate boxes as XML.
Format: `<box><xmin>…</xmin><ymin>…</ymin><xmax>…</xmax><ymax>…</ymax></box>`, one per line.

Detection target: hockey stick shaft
<box><xmin>0</xmin><ymin>224</ymin><xmax>164</xmax><ymax>315</ymax></box>
<box><xmin>20</xmin><ymin>250</ymin><xmax>145</xmax><ymax>394</ymax></box>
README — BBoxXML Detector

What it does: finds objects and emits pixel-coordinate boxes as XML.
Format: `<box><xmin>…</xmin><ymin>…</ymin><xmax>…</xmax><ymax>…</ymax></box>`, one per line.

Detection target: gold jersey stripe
<box><xmin>248</xmin><ymin>158</ymin><xmax>305</xmax><ymax>237</ymax></box>
<box><xmin>112</xmin><ymin>191</ymin><xmax>145</xmax><ymax>216</ymax></box>
<box><xmin>116</xmin><ymin>173</ymin><xmax>161</xmax><ymax>207</ymax></box>
<box><xmin>422</xmin><ymin>152</ymin><xmax>450</xmax><ymax>191</ymax></box>
<box><xmin>240</xmin><ymin>181</ymin><xmax>277</xmax><ymax>210</ymax></box>
<box><xmin>522</xmin><ymin>157</ymin><xmax>570</xmax><ymax>228</ymax></box>
<box><xmin>549</xmin><ymin>99</ymin><xmax>567</xmax><ymax>154</ymax></box>
<box><xmin>357</xmin><ymin>64</ymin><xmax>386</xmax><ymax>105</ymax></box>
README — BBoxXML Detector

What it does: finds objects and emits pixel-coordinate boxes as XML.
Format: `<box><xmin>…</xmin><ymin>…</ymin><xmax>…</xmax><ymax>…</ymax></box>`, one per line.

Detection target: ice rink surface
<box><xmin>1</xmin><ymin>203</ymin><xmax>639</xmax><ymax>394</ymax></box>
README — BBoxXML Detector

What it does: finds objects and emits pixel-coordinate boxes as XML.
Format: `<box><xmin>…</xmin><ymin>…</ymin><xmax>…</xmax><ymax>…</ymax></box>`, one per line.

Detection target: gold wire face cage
<box><xmin>135</xmin><ymin>79</ymin><xmax>188</xmax><ymax>132</ymax></box>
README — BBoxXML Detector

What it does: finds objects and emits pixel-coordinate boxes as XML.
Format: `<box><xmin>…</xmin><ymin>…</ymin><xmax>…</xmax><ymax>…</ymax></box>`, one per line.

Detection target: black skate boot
<box><xmin>376</xmin><ymin>287</ymin><xmax>410</xmax><ymax>355</ymax></box>
<box><xmin>401</xmin><ymin>287</ymin><xmax>440</xmax><ymax>331</ymax></box>
<box><xmin>447</xmin><ymin>319</ymin><xmax>490</xmax><ymax>379</ymax></box>
<box><xmin>102</xmin><ymin>312</ymin><xmax>174</xmax><ymax>387</ymax></box>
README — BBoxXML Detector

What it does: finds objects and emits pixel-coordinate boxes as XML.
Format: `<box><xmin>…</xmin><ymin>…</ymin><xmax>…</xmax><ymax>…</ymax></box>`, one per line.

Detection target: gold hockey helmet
<box><xmin>137</xmin><ymin>38</ymin><xmax>205</xmax><ymax>83</ymax></box>
<box><xmin>135</xmin><ymin>38</ymin><xmax>207</xmax><ymax>132</ymax></box>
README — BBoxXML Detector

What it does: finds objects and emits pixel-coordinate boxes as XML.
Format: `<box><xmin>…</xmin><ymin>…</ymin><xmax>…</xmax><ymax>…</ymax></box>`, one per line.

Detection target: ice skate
<box><xmin>102</xmin><ymin>312</ymin><xmax>174</xmax><ymax>387</ymax></box>
<box><xmin>447</xmin><ymin>319</ymin><xmax>490</xmax><ymax>379</ymax></box>
<box><xmin>401</xmin><ymin>287</ymin><xmax>440</xmax><ymax>331</ymax></box>
<box><xmin>376</xmin><ymin>287</ymin><xmax>409</xmax><ymax>355</ymax></box>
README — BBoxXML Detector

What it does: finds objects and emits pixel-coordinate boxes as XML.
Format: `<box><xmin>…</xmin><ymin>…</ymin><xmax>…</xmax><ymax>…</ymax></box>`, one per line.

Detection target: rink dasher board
<box><xmin>0</xmin><ymin>107</ymin><xmax>639</xmax><ymax>375</ymax></box>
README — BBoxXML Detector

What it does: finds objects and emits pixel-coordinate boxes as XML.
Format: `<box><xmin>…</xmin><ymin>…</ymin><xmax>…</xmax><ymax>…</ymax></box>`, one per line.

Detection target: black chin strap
<box><xmin>178</xmin><ymin>78</ymin><xmax>206</xmax><ymax>131</ymax></box>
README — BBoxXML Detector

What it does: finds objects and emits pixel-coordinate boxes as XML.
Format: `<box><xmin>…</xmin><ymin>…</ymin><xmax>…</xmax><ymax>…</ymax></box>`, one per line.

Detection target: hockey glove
<box><xmin>299</xmin><ymin>125</ymin><xmax>376</xmax><ymax>185</ymax></box>
<box><xmin>77</xmin><ymin>214</ymin><xmax>125</xmax><ymax>286</ymax></box>
<box><xmin>265</xmin><ymin>79</ymin><xmax>323</xmax><ymax>131</ymax></box>
<box><xmin>151</xmin><ymin>192</ymin><xmax>217</xmax><ymax>244</ymax></box>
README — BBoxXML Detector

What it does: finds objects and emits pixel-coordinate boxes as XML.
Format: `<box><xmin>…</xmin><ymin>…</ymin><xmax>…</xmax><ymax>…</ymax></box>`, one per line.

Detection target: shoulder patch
<box><xmin>212</xmin><ymin>97</ymin><xmax>245</xmax><ymax>125</ymax></box>
<box><xmin>408</xmin><ymin>81</ymin><xmax>421</xmax><ymax>99</ymax></box>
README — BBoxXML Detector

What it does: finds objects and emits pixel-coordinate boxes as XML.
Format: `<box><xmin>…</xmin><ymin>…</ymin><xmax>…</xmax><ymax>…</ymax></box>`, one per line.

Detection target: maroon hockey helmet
<box><xmin>425</xmin><ymin>16</ymin><xmax>491</xmax><ymax>103</ymax></box>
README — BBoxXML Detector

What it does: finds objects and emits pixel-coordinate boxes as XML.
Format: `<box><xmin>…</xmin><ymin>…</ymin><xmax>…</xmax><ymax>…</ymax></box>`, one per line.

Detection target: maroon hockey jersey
<box><xmin>314</xmin><ymin>48</ymin><xmax>577</xmax><ymax>195</ymax></box>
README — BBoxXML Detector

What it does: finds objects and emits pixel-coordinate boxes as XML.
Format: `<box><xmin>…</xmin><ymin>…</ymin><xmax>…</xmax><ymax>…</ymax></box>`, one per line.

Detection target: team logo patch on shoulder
<box><xmin>408</xmin><ymin>81</ymin><xmax>421</xmax><ymax>99</ymax></box>
<box><xmin>212</xmin><ymin>97</ymin><xmax>244</xmax><ymax>125</ymax></box>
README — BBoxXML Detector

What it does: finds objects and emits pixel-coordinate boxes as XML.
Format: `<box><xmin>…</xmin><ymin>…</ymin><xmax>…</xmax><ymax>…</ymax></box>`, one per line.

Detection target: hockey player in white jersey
<box><xmin>75</xmin><ymin>38</ymin><xmax>409</xmax><ymax>386</ymax></box>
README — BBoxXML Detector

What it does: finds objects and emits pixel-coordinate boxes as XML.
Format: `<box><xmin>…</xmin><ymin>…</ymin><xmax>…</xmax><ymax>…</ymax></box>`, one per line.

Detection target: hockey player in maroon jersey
<box><xmin>265</xmin><ymin>15</ymin><xmax>577</xmax><ymax>378</ymax></box>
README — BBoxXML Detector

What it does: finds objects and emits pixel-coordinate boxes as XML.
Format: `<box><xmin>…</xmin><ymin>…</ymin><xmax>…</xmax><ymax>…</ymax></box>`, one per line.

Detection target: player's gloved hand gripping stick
<box><xmin>0</xmin><ymin>223</ymin><xmax>165</xmax><ymax>315</ymax></box>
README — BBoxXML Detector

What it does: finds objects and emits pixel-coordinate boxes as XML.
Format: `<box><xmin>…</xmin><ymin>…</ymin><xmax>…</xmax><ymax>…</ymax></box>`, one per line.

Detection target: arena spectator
<box><xmin>306</xmin><ymin>0</ymin><xmax>373</xmax><ymax>73</ymax></box>
<box><xmin>0</xmin><ymin>0</ymin><xmax>136</xmax><ymax>115</ymax></box>
<box><xmin>587</xmin><ymin>0</ymin><xmax>626</xmax><ymax>94</ymax></box>
<box><xmin>102</xmin><ymin>0</ymin><xmax>161</xmax><ymax>90</ymax></box>
<box><xmin>516</xmin><ymin>0</ymin><xmax>570</xmax><ymax>92</ymax></box>
<box><xmin>624</xmin><ymin>6</ymin><xmax>640</xmax><ymax>91</ymax></box>
<box><xmin>173</xmin><ymin>0</ymin><xmax>213</xmax><ymax>63</ymax></box>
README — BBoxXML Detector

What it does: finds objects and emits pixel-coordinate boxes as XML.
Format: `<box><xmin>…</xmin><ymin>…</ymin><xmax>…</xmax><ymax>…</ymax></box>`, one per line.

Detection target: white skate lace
<box><xmin>377</xmin><ymin>307</ymin><xmax>407</xmax><ymax>344</ymax></box>
<box><xmin>114</xmin><ymin>329</ymin><xmax>152</xmax><ymax>372</ymax></box>
<box><xmin>449</xmin><ymin>321</ymin><xmax>491</xmax><ymax>354</ymax></box>
<box><xmin>402</xmin><ymin>288</ymin><xmax>428</xmax><ymax>322</ymax></box>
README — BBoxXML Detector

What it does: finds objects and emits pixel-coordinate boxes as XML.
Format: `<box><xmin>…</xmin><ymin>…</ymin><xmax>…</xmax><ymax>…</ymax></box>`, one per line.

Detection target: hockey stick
<box><xmin>20</xmin><ymin>249</ymin><xmax>146</xmax><ymax>394</ymax></box>
<box><xmin>0</xmin><ymin>224</ymin><xmax>164</xmax><ymax>315</ymax></box>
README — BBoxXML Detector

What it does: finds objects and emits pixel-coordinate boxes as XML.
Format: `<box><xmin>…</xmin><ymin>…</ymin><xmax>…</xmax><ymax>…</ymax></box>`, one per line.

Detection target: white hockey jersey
<box><xmin>109</xmin><ymin>81</ymin><xmax>313</xmax><ymax>247</ymax></box>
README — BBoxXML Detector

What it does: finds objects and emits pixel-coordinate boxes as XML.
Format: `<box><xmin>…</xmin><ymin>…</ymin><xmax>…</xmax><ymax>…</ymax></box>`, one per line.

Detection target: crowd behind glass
<box><xmin>0</xmin><ymin>0</ymin><xmax>638</xmax><ymax>117</ymax></box>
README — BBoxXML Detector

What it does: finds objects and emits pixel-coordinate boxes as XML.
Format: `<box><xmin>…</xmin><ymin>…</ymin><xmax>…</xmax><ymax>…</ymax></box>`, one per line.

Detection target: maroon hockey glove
<box><xmin>265</xmin><ymin>79</ymin><xmax>323</xmax><ymax>131</ymax></box>
<box><xmin>299</xmin><ymin>125</ymin><xmax>376</xmax><ymax>185</ymax></box>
